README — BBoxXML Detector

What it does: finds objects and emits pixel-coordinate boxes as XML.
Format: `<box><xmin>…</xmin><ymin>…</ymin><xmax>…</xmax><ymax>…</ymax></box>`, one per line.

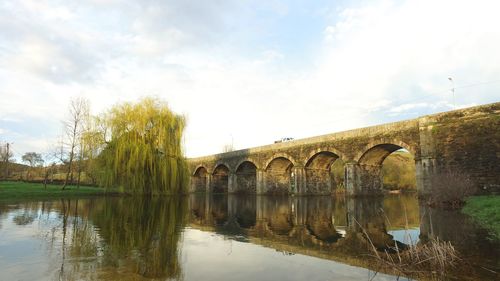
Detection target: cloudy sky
<box><xmin>1</xmin><ymin>0</ymin><xmax>499</xmax><ymax>159</ymax></box>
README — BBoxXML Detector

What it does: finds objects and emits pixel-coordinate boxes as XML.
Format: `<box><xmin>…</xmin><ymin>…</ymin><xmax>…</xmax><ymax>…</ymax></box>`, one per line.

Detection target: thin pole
<box><xmin>448</xmin><ymin>77</ymin><xmax>455</xmax><ymax>108</ymax></box>
<box><xmin>5</xmin><ymin>143</ymin><xmax>10</xmax><ymax>179</ymax></box>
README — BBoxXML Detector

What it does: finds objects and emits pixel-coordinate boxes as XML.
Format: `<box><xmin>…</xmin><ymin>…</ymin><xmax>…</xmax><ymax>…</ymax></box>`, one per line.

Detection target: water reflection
<box><xmin>0</xmin><ymin>195</ymin><xmax>498</xmax><ymax>280</ymax></box>
<box><xmin>0</xmin><ymin>198</ymin><xmax>187</xmax><ymax>280</ymax></box>
<box><xmin>419</xmin><ymin>204</ymin><xmax>500</xmax><ymax>270</ymax></box>
<box><xmin>189</xmin><ymin>195</ymin><xmax>415</xmax><ymax>255</ymax></box>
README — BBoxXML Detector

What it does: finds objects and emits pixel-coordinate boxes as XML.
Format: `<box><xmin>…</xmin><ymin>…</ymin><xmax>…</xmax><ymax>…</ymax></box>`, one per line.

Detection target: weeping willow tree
<box><xmin>97</xmin><ymin>98</ymin><xmax>189</xmax><ymax>195</ymax></box>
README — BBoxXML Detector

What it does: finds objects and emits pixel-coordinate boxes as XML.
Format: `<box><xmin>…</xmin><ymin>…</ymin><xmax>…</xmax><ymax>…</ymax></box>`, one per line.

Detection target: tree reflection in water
<box><xmin>31</xmin><ymin>197</ymin><xmax>188</xmax><ymax>280</ymax></box>
<box><xmin>95</xmin><ymin>197</ymin><xmax>187</xmax><ymax>279</ymax></box>
<box><xmin>1</xmin><ymin>194</ymin><xmax>499</xmax><ymax>281</ymax></box>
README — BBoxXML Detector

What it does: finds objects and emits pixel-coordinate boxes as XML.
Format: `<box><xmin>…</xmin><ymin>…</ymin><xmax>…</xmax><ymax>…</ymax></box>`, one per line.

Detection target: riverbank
<box><xmin>0</xmin><ymin>181</ymin><xmax>112</xmax><ymax>200</ymax></box>
<box><xmin>462</xmin><ymin>195</ymin><xmax>500</xmax><ymax>239</ymax></box>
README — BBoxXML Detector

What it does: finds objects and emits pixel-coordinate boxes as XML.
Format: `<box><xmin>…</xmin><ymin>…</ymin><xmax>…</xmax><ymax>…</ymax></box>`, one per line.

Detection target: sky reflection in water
<box><xmin>0</xmin><ymin>194</ymin><xmax>498</xmax><ymax>281</ymax></box>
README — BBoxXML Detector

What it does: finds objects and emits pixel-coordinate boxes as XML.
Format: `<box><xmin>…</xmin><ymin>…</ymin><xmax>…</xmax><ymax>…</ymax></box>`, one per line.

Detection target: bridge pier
<box><xmin>415</xmin><ymin>156</ymin><xmax>437</xmax><ymax>195</ymax></box>
<box><xmin>345</xmin><ymin>163</ymin><xmax>383</xmax><ymax>196</ymax></box>
<box><xmin>206</xmin><ymin>174</ymin><xmax>212</xmax><ymax>193</ymax></box>
<box><xmin>189</xmin><ymin>103</ymin><xmax>499</xmax><ymax>197</ymax></box>
<box><xmin>256</xmin><ymin>169</ymin><xmax>266</xmax><ymax>195</ymax></box>
<box><xmin>305</xmin><ymin>168</ymin><xmax>334</xmax><ymax>195</ymax></box>
<box><xmin>292</xmin><ymin>166</ymin><xmax>307</xmax><ymax>195</ymax></box>
<box><xmin>228</xmin><ymin>172</ymin><xmax>237</xmax><ymax>194</ymax></box>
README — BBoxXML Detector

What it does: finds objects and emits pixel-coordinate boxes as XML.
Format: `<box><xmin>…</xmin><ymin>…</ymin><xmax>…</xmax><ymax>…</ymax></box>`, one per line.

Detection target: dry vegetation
<box><xmin>427</xmin><ymin>170</ymin><xmax>476</xmax><ymax>208</ymax></box>
<box><xmin>370</xmin><ymin>237</ymin><xmax>460</xmax><ymax>280</ymax></box>
<box><xmin>356</xmin><ymin>213</ymin><xmax>460</xmax><ymax>280</ymax></box>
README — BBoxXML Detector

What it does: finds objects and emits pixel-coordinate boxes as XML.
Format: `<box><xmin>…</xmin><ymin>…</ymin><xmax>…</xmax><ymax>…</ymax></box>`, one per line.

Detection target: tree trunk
<box><xmin>62</xmin><ymin>140</ymin><xmax>76</xmax><ymax>190</ymax></box>
<box><xmin>62</xmin><ymin>151</ymin><xmax>74</xmax><ymax>190</ymax></box>
<box><xmin>59</xmin><ymin>199</ymin><xmax>68</xmax><ymax>279</ymax></box>
<box><xmin>77</xmin><ymin>168</ymin><xmax>81</xmax><ymax>189</ymax></box>
<box><xmin>43</xmin><ymin>168</ymin><xmax>48</xmax><ymax>189</ymax></box>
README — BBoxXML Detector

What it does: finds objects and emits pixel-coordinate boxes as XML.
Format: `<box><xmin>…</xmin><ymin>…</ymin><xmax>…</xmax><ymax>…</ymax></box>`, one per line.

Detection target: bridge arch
<box><xmin>357</xmin><ymin>141</ymin><xmax>415</xmax><ymax>166</ymax></box>
<box><xmin>305</xmin><ymin>151</ymin><xmax>343</xmax><ymax>194</ymax></box>
<box><xmin>305</xmin><ymin>151</ymin><xmax>340</xmax><ymax>170</ymax></box>
<box><xmin>356</xmin><ymin>141</ymin><xmax>417</xmax><ymax>192</ymax></box>
<box><xmin>263</xmin><ymin>153</ymin><xmax>298</xmax><ymax>169</ymax></box>
<box><xmin>305</xmin><ymin>148</ymin><xmax>346</xmax><ymax>165</ymax></box>
<box><xmin>212</xmin><ymin>161</ymin><xmax>233</xmax><ymax>174</ymax></box>
<box><xmin>356</xmin><ymin>139</ymin><xmax>417</xmax><ymax>165</ymax></box>
<box><xmin>265</xmin><ymin>156</ymin><xmax>295</xmax><ymax>194</ymax></box>
<box><xmin>212</xmin><ymin>163</ymin><xmax>230</xmax><ymax>193</ymax></box>
<box><xmin>192</xmin><ymin>165</ymin><xmax>209</xmax><ymax>192</ymax></box>
<box><xmin>192</xmin><ymin>165</ymin><xmax>209</xmax><ymax>176</ymax></box>
<box><xmin>235</xmin><ymin>160</ymin><xmax>258</xmax><ymax>193</ymax></box>
<box><xmin>235</xmin><ymin>158</ymin><xmax>261</xmax><ymax>171</ymax></box>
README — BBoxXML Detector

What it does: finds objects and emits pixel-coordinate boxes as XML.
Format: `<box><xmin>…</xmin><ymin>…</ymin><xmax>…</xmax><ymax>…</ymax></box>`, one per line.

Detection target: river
<box><xmin>0</xmin><ymin>194</ymin><xmax>498</xmax><ymax>280</ymax></box>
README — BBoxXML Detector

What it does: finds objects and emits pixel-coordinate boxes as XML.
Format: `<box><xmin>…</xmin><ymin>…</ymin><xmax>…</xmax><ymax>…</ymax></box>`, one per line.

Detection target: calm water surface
<box><xmin>0</xmin><ymin>194</ymin><xmax>498</xmax><ymax>280</ymax></box>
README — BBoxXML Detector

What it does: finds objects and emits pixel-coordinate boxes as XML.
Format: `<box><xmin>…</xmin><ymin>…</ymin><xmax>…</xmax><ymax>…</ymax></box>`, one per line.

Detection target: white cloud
<box><xmin>311</xmin><ymin>0</ymin><xmax>500</xmax><ymax>117</ymax></box>
<box><xmin>0</xmin><ymin>0</ymin><xmax>499</xmax><ymax>158</ymax></box>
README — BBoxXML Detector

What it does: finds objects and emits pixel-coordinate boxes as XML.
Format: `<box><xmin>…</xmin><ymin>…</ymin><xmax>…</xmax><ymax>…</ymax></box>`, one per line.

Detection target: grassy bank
<box><xmin>0</xmin><ymin>181</ymin><xmax>110</xmax><ymax>200</ymax></box>
<box><xmin>462</xmin><ymin>196</ymin><xmax>500</xmax><ymax>240</ymax></box>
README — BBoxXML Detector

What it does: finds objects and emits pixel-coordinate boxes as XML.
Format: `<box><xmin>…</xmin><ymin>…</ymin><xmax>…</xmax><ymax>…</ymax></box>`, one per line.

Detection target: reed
<box><xmin>376</xmin><ymin>237</ymin><xmax>459</xmax><ymax>277</ymax></box>
<box><xmin>357</xmin><ymin>210</ymin><xmax>460</xmax><ymax>280</ymax></box>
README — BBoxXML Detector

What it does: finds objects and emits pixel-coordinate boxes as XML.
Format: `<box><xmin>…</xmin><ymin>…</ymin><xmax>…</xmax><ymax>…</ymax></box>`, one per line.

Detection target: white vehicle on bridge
<box><xmin>274</xmin><ymin>137</ymin><xmax>294</xmax><ymax>143</ymax></box>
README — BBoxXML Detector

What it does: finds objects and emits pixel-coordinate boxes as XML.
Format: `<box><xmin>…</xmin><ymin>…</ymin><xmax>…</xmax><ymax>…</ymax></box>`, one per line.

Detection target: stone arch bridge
<box><xmin>188</xmin><ymin>103</ymin><xmax>500</xmax><ymax>195</ymax></box>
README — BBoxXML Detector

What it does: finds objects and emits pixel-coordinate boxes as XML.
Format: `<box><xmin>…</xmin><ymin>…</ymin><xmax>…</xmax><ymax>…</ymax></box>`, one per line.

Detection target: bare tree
<box><xmin>0</xmin><ymin>142</ymin><xmax>14</xmax><ymax>179</ymax></box>
<box><xmin>52</xmin><ymin>135</ymin><xmax>67</xmax><ymax>164</ymax></box>
<box><xmin>21</xmin><ymin>152</ymin><xmax>44</xmax><ymax>180</ymax></box>
<box><xmin>62</xmin><ymin>97</ymin><xmax>90</xmax><ymax>190</ymax></box>
<box><xmin>40</xmin><ymin>151</ymin><xmax>57</xmax><ymax>189</ymax></box>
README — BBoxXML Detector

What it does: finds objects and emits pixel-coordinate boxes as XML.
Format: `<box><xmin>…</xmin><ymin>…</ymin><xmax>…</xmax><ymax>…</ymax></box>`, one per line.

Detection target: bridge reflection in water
<box><xmin>188</xmin><ymin>194</ymin><xmax>500</xmax><ymax>279</ymax></box>
<box><xmin>189</xmin><ymin>194</ymin><xmax>422</xmax><ymax>258</ymax></box>
<box><xmin>1</xmin><ymin>195</ymin><xmax>499</xmax><ymax>280</ymax></box>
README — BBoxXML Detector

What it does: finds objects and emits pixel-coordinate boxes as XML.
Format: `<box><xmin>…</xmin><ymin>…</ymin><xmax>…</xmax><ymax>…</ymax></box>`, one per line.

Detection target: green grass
<box><xmin>462</xmin><ymin>195</ymin><xmax>500</xmax><ymax>240</ymax></box>
<box><xmin>0</xmin><ymin>181</ymin><xmax>112</xmax><ymax>200</ymax></box>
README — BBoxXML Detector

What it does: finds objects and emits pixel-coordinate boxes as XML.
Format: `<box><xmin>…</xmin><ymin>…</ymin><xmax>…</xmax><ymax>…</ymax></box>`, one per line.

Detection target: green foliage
<box><xmin>462</xmin><ymin>196</ymin><xmax>500</xmax><ymax>239</ymax></box>
<box><xmin>330</xmin><ymin>159</ymin><xmax>345</xmax><ymax>188</ymax></box>
<box><xmin>381</xmin><ymin>151</ymin><xmax>416</xmax><ymax>190</ymax></box>
<box><xmin>97</xmin><ymin>98</ymin><xmax>189</xmax><ymax>195</ymax></box>
<box><xmin>80</xmin><ymin>115</ymin><xmax>108</xmax><ymax>185</ymax></box>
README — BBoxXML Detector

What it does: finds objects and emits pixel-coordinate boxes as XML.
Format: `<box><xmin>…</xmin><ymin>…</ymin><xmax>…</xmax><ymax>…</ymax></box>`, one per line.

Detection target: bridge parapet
<box><xmin>188</xmin><ymin>102</ymin><xmax>500</xmax><ymax>196</ymax></box>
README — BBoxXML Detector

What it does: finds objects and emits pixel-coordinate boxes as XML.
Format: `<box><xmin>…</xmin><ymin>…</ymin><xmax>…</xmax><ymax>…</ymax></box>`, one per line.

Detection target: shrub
<box><xmin>427</xmin><ymin>170</ymin><xmax>476</xmax><ymax>208</ymax></box>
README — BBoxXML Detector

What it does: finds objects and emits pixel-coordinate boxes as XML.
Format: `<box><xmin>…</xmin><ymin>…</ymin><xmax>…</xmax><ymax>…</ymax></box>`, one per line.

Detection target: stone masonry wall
<box><xmin>419</xmin><ymin>103</ymin><xmax>500</xmax><ymax>192</ymax></box>
<box><xmin>188</xmin><ymin>102</ymin><xmax>500</xmax><ymax>195</ymax></box>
